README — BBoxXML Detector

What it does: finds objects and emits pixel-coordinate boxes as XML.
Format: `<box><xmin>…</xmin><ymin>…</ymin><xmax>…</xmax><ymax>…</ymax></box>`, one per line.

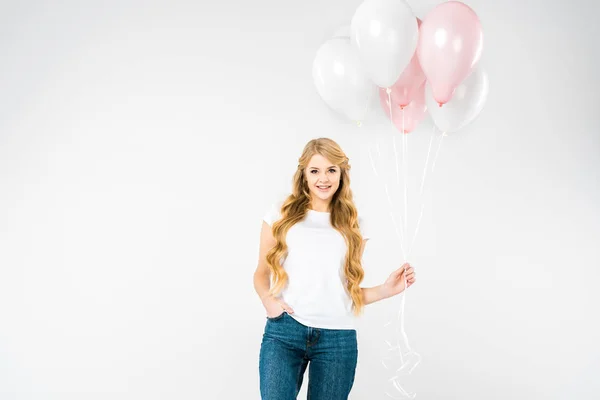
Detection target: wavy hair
<box><xmin>265</xmin><ymin>138</ymin><xmax>366</xmax><ymax>316</ymax></box>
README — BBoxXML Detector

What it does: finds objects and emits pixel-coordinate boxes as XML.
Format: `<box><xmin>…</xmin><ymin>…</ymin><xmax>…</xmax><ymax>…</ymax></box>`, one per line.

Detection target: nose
<box><xmin>314</xmin><ymin>170</ymin><xmax>332</xmax><ymax>185</ymax></box>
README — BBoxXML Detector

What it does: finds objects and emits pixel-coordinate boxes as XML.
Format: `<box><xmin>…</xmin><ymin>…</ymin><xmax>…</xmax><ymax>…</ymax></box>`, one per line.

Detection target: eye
<box><xmin>310</xmin><ymin>170</ymin><xmax>318</xmax><ymax>174</ymax></box>
<box><xmin>329</xmin><ymin>169</ymin><xmax>337</xmax><ymax>173</ymax></box>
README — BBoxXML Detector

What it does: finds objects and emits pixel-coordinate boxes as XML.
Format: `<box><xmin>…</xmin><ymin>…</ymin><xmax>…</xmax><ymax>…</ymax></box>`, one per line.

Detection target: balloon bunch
<box><xmin>312</xmin><ymin>1</ymin><xmax>489</xmax><ymax>398</ymax></box>
<box><xmin>312</xmin><ymin>0</ymin><xmax>488</xmax><ymax>134</ymax></box>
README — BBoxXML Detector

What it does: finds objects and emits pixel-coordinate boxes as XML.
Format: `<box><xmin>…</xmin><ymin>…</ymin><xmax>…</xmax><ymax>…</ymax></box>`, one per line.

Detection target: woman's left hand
<box><xmin>381</xmin><ymin>262</ymin><xmax>416</xmax><ymax>299</ymax></box>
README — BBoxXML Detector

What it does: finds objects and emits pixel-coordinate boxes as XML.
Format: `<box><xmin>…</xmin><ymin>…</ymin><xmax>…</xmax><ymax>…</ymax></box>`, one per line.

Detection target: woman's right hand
<box><xmin>261</xmin><ymin>294</ymin><xmax>294</xmax><ymax>318</ymax></box>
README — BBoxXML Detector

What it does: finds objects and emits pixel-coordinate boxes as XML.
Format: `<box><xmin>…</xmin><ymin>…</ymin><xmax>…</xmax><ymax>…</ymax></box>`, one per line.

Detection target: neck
<box><xmin>310</xmin><ymin>198</ymin><xmax>331</xmax><ymax>213</ymax></box>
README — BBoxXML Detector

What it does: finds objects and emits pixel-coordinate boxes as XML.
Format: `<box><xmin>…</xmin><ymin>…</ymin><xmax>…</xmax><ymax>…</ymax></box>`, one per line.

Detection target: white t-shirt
<box><xmin>263</xmin><ymin>201</ymin><xmax>371</xmax><ymax>329</ymax></box>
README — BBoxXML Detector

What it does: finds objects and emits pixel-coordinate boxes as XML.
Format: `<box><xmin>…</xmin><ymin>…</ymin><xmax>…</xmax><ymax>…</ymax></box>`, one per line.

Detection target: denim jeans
<box><xmin>259</xmin><ymin>311</ymin><xmax>358</xmax><ymax>400</ymax></box>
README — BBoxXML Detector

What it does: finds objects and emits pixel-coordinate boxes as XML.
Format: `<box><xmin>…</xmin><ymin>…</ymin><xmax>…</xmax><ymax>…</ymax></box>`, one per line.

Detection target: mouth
<box><xmin>317</xmin><ymin>185</ymin><xmax>331</xmax><ymax>192</ymax></box>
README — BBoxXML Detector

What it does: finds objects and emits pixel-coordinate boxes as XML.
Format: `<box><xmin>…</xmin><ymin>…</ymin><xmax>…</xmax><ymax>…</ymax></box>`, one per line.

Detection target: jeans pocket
<box><xmin>266</xmin><ymin>311</ymin><xmax>286</xmax><ymax>321</ymax></box>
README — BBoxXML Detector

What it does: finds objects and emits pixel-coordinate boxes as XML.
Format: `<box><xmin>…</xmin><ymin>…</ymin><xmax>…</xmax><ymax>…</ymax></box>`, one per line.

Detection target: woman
<box><xmin>254</xmin><ymin>137</ymin><xmax>416</xmax><ymax>399</ymax></box>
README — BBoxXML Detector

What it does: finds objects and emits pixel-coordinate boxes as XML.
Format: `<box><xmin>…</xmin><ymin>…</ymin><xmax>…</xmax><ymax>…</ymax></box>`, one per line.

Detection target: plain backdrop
<box><xmin>1</xmin><ymin>1</ymin><xmax>599</xmax><ymax>399</ymax></box>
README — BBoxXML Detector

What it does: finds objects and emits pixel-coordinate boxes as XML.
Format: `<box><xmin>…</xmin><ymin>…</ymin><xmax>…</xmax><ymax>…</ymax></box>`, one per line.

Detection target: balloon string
<box><xmin>390</xmin><ymin>98</ymin><xmax>400</xmax><ymax>188</ymax></box>
<box><xmin>388</xmin><ymin>90</ymin><xmax>401</xmax><ymax>188</ymax></box>
<box><xmin>379</xmin><ymin>95</ymin><xmax>424</xmax><ymax>400</ymax></box>
<box><xmin>407</xmin><ymin>126</ymin><xmax>446</xmax><ymax>258</ymax></box>
<box><xmin>384</xmin><ymin>88</ymin><xmax>406</xmax><ymax>260</ymax></box>
<box><xmin>368</xmin><ymin>135</ymin><xmax>406</xmax><ymax>260</ymax></box>
<box><xmin>356</xmin><ymin>85</ymin><xmax>377</xmax><ymax>127</ymax></box>
<box><xmin>419</xmin><ymin>124</ymin><xmax>436</xmax><ymax>196</ymax></box>
<box><xmin>407</xmin><ymin>124</ymin><xmax>437</xmax><ymax>257</ymax></box>
<box><xmin>389</xmin><ymin>91</ymin><xmax>405</xmax><ymax>259</ymax></box>
<box><xmin>382</xmin><ymin>106</ymin><xmax>448</xmax><ymax>400</ymax></box>
<box><xmin>431</xmin><ymin>131</ymin><xmax>447</xmax><ymax>173</ymax></box>
<box><xmin>401</xmin><ymin>108</ymin><xmax>408</xmax><ymax>264</ymax></box>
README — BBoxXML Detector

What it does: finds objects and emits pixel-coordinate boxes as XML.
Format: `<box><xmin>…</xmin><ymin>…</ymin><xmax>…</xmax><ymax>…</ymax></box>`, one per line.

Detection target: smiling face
<box><xmin>305</xmin><ymin>154</ymin><xmax>341</xmax><ymax>209</ymax></box>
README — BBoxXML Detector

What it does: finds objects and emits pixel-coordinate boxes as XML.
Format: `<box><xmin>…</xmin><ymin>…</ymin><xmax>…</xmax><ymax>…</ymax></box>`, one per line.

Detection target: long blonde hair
<box><xmin>265</xmin><ymin>138</ymin><xmax>366</xmax><ymax>316</ymax></box>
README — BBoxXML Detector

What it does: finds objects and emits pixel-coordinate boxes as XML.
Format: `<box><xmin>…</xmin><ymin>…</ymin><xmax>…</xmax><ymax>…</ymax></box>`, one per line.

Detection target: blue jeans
<box><xmin>259</xmin><ymin>311</ymin><xmax>358</xmax><ymax>400</ymax></box>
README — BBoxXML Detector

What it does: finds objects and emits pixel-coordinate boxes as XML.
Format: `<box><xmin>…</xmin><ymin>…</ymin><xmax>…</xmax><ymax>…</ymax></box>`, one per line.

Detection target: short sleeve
<box><xmin>358</xmin><ymin>215</ymin><xmax>371</xmax><ymax>241</ymax></box>
<box><xmin>263</xmin><ymin>202</ymin><xmax>283</xmax><ymax>227</ymax></box>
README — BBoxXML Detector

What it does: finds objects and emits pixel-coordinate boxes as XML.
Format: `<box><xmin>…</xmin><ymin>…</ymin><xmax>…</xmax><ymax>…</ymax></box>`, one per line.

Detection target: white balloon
<box><xmin>426</xmin><ymin>66</ymin><xmax>489</xmax><ymax>133</ymax></box>
<box><xmin>351</xmin><ymin>0</ymin><xmax>419</xmax><ymax>88</ymax></box>
<box><xmin>312</xmin><ymin>37</ymin><xmax>377</xmax><ymax>123</ymax></box>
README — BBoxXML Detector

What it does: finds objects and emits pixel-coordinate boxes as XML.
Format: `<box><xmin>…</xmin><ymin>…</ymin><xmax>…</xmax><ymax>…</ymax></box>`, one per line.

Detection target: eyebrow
<box><xmin>309</xmin><ymin>166</ymin><xmax>337</xmax><ymax>169</ymax></box>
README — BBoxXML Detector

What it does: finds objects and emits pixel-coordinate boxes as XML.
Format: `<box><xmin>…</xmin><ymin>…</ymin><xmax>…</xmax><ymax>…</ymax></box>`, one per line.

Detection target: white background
<box><xmin>0</xmin><ymin>1</ymin><xmax>598</xmax><ymax>399</ymax></box>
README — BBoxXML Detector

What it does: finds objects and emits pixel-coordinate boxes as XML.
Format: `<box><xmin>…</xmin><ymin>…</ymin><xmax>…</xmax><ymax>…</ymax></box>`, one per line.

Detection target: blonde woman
<box><xmin>254</xmin><ymin>138</ymin><xmax>416</xmax><ymax>399</ymax></box>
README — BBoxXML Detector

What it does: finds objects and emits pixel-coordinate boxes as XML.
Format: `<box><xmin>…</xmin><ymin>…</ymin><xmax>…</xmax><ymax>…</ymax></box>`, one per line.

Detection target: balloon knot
<box><xmin>386</xmin><ymin>88</ymin><xmax>391</xmax><ymax>95</ymax></box>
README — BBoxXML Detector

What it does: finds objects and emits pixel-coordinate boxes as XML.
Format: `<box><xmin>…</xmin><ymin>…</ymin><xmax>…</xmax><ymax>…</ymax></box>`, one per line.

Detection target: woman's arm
<box><xmin>361</xmin><ymin>284</ymin><xmax>389</xmax><ymax>305</ymax></box>
<box><xmin>254</xmin><ymin>221</ymin><xmax>295</xmax><ymax>315</ymax></box>
<box><xmin>359</xmin><ymin>239</ymin><xmax>389</xmax><ymax>305</ymax></box>
<box><xmin>359</xmin><ymin>239</ymin><xmax>416</xmax><ymax>305</ymax></box>
<box><xmin>254</xmin><ymin>222</ymin><xmax>275</xmax><ymax>300</ymax></box>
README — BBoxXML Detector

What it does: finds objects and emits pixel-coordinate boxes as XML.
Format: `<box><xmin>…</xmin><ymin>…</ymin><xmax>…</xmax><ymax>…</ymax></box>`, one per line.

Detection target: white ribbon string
<box><xmin>369</xmin><ymin>94</ymin><xmax>449</xmax><ymax>399</ymax></box>
<box><xmin>375</xmin><ymin>91</ymin><xmax>419</xmax><ymax>399</ymax></box>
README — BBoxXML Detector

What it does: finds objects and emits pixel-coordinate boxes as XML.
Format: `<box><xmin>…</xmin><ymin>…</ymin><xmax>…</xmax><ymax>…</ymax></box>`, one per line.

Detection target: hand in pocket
<box><xmin>262</xmin><ymin>294</ymin><xmax>294</xmax><ymax>318</ymax></box>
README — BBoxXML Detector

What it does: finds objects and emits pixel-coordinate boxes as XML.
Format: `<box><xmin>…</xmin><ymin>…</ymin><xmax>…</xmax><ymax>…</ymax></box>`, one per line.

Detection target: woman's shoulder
<box><xmin>357</xmin><ymin>212</ymin><xmax>372</xmax><ymax>241</ymax></box>
<box><xmin>263</xmin><ymin>200</ymin><xmax>285</xmax><ymax>227</ymax></box>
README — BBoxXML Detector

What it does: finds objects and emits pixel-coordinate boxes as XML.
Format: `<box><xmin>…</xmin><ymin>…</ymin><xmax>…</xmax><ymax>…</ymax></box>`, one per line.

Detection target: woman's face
<box><xmin>305</xmin><ymin>154</ymin><xmax>341</xmax><ymax>203</ymax></box>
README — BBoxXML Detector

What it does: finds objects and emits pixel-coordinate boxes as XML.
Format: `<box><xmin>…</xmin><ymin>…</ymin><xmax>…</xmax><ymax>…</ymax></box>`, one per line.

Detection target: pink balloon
<box><xmin>386</xmin><ymin>18</ymin><xmax>426</xmax><ymax>108</ymax></box>
<box><xmin>417</xmin><ymin>1</ymin><xmax>483</xmax><ymax>106</ymax></box>
<box><xmin>379</xmin><ymin>81</ymin><xmax>427</xmax><ymax>134</ymax></box>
